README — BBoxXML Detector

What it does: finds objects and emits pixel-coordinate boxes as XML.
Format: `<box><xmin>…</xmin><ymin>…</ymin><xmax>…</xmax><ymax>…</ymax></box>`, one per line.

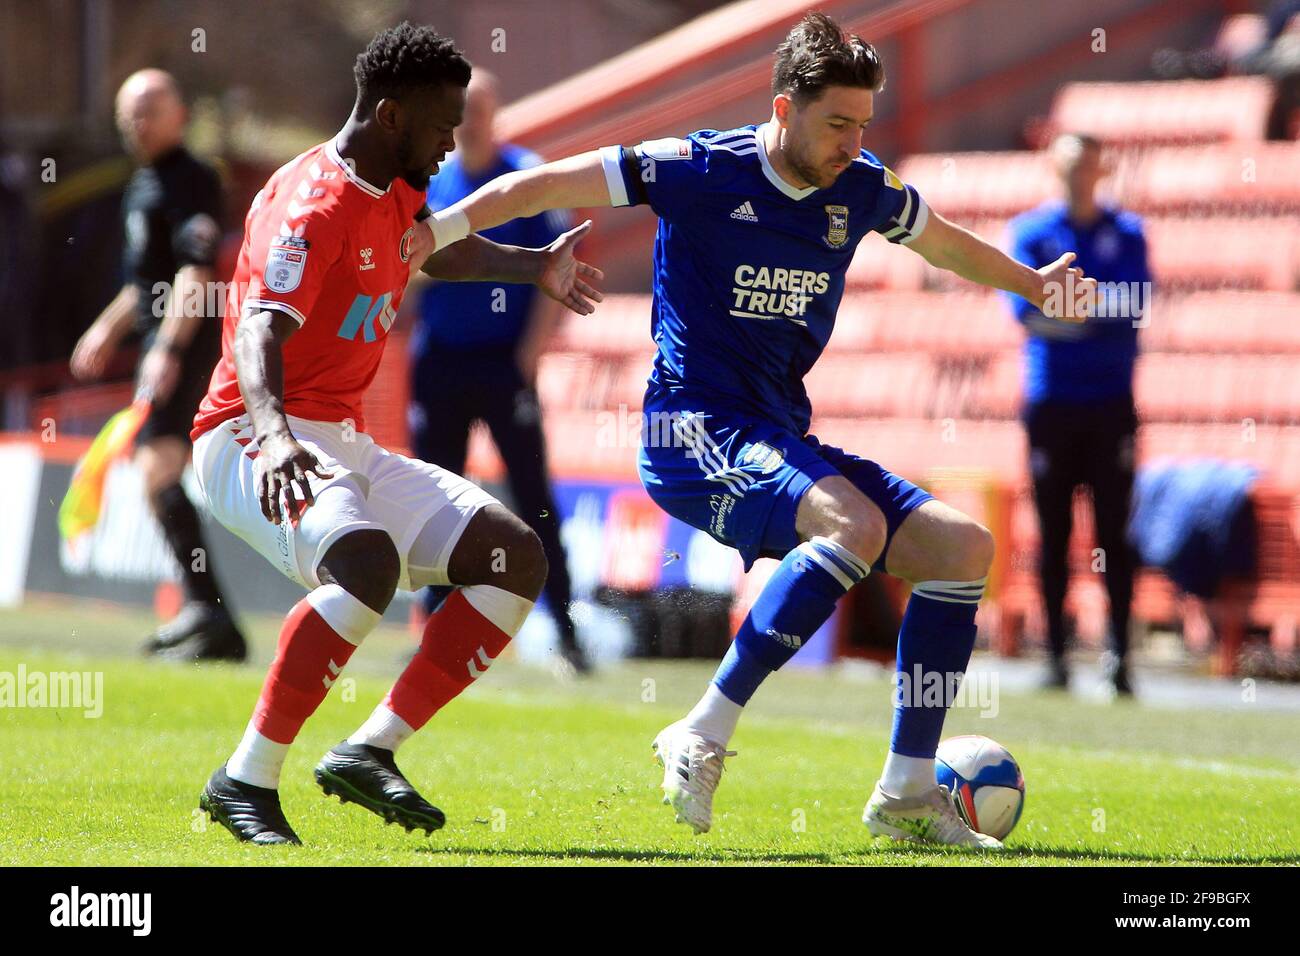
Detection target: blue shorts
<box><xmin>637</xmin><ymin>406</ymin><xmax>932</xmax><ymax>571</ymax></box>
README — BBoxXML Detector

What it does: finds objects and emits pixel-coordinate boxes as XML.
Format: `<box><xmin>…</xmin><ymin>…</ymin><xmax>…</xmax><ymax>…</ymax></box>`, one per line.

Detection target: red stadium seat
<box><xmin>536</xmin><ymin>352</ymin><xmax>601</xmax><ymax>412</ymax></box>
<box><xmin>834</xmin><ymin>290</ymin><xmax>1019</xmax><ymax>356</ymax></box>
<box><xmin>804</xmin><ymin>353</ymin><xmax>931</xmax><ymax>418</ymax></box>
<box><xmin>1119</xmin><ymin>143</ymin><xmax>1300</xmax><ymax>215</ymax></box>
<box><xmin>1048</xmin><ymin>77</ymin><xmax>1276</xmax><ymax>146</ymax></box>
<box><xmin>1148</xmin><ymin>291</ymin><xmax>1300</xmax><ymax>353</ymax></box>
<box><xmin>609</xmin><ymin>354</ymin><xmax>652</xmax><ymax>410</ymax></box>
<box><xmin>846</xmin><ymin>234</ymin><xmax>926</xmax><ymax>290</ymax></box>
<box><xmin>552</xmin><ymin>294</ymin><xmax>654</xmax><ymax>356</ymax></box>
<box><xmin>808</xmin><ymin>417</ymin><xmax>1029</xmax><ymax>486</ymax></box>
<box><xmin>1143</xmin><ymin>216</ymin><xmax>1299</xmax><ymax>291</ymax></box>
<box><xmin>896</xmin><ymin>152</ymin><xmax>1057</xmax><ymax>220</ymax></box>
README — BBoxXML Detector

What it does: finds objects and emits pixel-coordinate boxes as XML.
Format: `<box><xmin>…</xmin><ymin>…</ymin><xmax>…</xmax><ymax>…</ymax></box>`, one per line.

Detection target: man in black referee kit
<box><xmin>1005</xmin><ymin>132</ymin><xmax>1151</xmax><ymax>697</ymax></box>
<box><xmin>71</xmin><ymin>69</ymin><xmax>244</xmax><ymax>661</ymax></box>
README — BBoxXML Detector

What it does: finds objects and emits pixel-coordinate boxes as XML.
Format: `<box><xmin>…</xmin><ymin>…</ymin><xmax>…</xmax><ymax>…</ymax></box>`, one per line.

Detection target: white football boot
<box><xmin>652</xmin><ymin>721</ymin><xmax>736</xmax><ymax>834</ymax></box>
<box><xmin>863</xmin><ymin>782</ymin><xmax>1004</xmax><ymax>850</ymax></box>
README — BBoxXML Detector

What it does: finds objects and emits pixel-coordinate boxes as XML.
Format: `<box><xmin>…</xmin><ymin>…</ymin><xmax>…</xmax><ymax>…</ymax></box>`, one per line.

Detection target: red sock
<box><xmin>253</xmin><ymin>587</ymin><xmax>379</xmax><ymax>744</ymax></box>
<box><xmin>385</xmin><ymin>587</ymin><xmax>527</xmax><ymax>732</ymax></box>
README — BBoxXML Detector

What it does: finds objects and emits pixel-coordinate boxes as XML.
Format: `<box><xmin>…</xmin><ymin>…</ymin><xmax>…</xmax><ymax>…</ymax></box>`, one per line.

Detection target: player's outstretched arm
<box><xmin>424</xmin><ymin>151</ymin><xmax>613</xmax><ymax>252</ymax></box>
<box><xmin>233</xmin><ymin>308</ymin><xmax>333</xmax><ymax>525</ymax></box>
<box><xmin>906</xmin><ymin>211</ymin><xmax>1097</xmax><ymax>321</ymax></box>
<box><xmin>420</xmin><ymin>221</ymin><xmax>605</xmax><ymax>315</ymax></box>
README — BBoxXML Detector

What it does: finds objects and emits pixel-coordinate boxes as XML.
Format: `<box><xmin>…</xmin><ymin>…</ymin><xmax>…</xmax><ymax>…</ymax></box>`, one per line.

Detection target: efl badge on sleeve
<box><xmin>265</xmin><ymin>236</ymin><xmax>310</xmax><ymax>293</ymax></box>
<box><xmin>639</xmin><ymin>137</ymin><xmax>693</xmax><ymax>161</ymax></box>
<box><xmin>824</xmin><ymin>204</ymin><xmax>849</xmax><ymax>248</ymax></box>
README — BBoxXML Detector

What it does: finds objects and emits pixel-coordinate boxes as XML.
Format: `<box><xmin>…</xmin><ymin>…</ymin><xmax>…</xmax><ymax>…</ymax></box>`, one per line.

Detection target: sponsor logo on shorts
<box><xmin>741</xmin><ymin>442</ymin><xmax>785</xmax><ymax>475</ymax></box>
<box><xmin>708</xmin><ymin>493</ymin><xmax>736</xmax><ymax>537</ymax></box>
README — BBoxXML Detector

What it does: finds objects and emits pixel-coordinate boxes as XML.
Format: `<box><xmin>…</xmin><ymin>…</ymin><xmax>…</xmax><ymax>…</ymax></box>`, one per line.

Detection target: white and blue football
<box><xmin>934</xmin><ymin>735</ymin><xmax>1025</xmax><ymax>841</ymax></box>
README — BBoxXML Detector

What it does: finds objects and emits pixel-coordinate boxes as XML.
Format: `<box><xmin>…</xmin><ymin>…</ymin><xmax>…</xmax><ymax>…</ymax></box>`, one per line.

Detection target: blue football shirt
<box><xmin>416</xmin><ymin>145</ymin><xmax>570</xmax><ymax>355</ymax></box>
<box><xmin>603</xmin><ymin>124</ymin><xmax>929</xmax><ymax>435</ymax></box>
<box><xmin>1004</xmin><ymin>201</ymin><xmax>1150</xmax><ymax>404</ymax></box>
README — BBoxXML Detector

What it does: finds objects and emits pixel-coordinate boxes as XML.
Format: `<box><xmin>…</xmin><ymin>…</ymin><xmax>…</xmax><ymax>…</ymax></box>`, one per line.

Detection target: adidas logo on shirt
<box><xmin>765</xmin><ymin>627</ymin><xmax>803</xmax><ymax>649</ymax></box>
<box><xmin>730</xmin><ymin>201</ymin><xmax>759</xmax><ymax>223</ymax></box>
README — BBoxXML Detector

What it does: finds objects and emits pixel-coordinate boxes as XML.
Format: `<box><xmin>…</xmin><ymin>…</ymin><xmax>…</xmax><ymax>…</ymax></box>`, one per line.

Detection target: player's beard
<box><xmin>397</xmin><ymin>128</ymin><xmax>434</xmax><ymax>191</ymax></box>
<box><xmin>785</xmin><ymin>138</ymin><xmax>835</xmax><ymax>190</ymax></box>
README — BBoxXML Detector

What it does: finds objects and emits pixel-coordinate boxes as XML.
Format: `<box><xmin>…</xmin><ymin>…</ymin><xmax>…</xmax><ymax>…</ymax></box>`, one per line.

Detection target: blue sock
<box><xmin>713</xmin><ymin>536</ymin><xmax>870</xmax><ymax>706</ymax></box>
<box><xmin>889</xmin><ymin>578</ymin><xmax>986</xmax><ymax>758</ymax></box>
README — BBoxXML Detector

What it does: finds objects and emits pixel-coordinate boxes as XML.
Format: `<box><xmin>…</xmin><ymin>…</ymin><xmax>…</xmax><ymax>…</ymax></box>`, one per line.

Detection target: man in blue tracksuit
<box><xmin>410</xmin><ymin>69</ymin><xmax>588</xmax><ymax>672</ymax></box>
<box><xmin>1005</xmin><ymin>132</ymin><xmax>1151</xmax><ymax>696</ymax></box>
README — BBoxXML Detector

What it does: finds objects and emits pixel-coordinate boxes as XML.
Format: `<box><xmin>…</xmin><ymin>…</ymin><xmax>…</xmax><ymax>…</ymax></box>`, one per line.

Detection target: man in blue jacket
<box><xmin>410</xmin><ymin>69</ymin><xmax>588</xmax><ymax>673</ymax></box>
<box><xmin>1005</xmin><ymin>132</ymin><xmax>1151</xmax><ymax>696</ymax></box>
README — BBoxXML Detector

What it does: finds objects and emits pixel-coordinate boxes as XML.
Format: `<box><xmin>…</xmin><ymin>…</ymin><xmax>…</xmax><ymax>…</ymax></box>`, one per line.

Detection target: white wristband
<box><xmin>428</xmin><ymin>208</ymin><xmax>470</xmax><ymax>250</ymax></box>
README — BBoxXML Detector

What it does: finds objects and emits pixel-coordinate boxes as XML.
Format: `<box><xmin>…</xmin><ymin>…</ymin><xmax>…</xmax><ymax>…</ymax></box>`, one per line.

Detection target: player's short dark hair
<box><xmin>353</xmin><ymin>21</ymin><xmax>471</xmax><ymax>113</ymax></box>
<box><xmin>772</xmin><ymin>11</ymin><xmax>885</xmax><ymax>105</ymax></box>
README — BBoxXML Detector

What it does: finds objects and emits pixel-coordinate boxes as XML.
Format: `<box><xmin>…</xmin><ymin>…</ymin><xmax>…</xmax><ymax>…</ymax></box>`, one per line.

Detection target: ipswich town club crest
<box><xmin>824</xmin><ymin>205</ymin><xmax>849</xmax><ymax>248</ymax></box>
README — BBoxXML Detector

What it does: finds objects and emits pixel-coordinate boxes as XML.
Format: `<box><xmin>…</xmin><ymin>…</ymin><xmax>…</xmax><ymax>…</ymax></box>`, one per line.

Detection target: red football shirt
<box><xmin>192</xmin><ymin>140</ymin><xmax>427</xmax><ymax>439</ymax></box>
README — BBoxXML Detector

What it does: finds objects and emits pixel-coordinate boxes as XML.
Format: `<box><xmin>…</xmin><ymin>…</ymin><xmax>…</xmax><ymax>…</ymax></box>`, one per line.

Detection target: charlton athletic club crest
<box><xmin>399</xmin><ymin>226</ymin><xmax>416</xmax><ymax>263</ymax></box>
<box><xmin>824</xmin><ymin>205</ymin><xmax>849</xmax><ymax>248</ymax></box>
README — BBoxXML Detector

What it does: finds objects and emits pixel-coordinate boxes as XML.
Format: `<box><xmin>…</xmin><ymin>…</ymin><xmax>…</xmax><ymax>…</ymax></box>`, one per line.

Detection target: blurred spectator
<box><xmin>409</xmin><ymin>68</ymin><xmax>589</xmax><ymax>673</ymax></box>
<box><xmin>1004</xmin><ymin>133</ymin><xmax>1151</xmax><ymax>697</ymax></box>
<box><xmin>0</xmin><ymin>146</ymin><xmax>37</xmax><ymax>389</ymax></box>
<box><xmin>1153</xmin><ymin>1</ymin><xmax>1300</xmax><ymax>137</ymax></box>
<box><xmin>68</xmin><ymin>69</ymin><xmax>244</xmax><ymax>661</ymax></box>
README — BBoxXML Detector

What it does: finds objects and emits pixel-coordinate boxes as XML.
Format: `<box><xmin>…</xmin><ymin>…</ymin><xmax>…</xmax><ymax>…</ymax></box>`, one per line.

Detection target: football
<box><xmin>934</xmin><ymin>735</ymin><xmax>1026</xmax><ymax>841</ymax></box>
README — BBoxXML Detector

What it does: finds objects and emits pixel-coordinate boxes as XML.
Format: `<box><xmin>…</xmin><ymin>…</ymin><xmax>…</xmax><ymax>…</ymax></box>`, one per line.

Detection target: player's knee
<box><xmin>318</xmin><ymin>529</ymin><xmax>400</xmax><ymax>614</ymax></box>
<box><xmin>800</xmin><ymin>478</ymin><xmax>887</xmax><ymax>566</ymax></box>
<box><xmin>501</xmin><ymin>524</ymin><xmax>548</xmax><ymax>601</ymax></box>
<box><xmin>828</xmin><ymin>497</ymin><xmax>887</xmax><ymax>567</ymax></box>
<box><xmin>956</xmin><ymin>521</ymin><xmax>996</xmax><ymax>580</ymax></box>
<box><xmin>450</xmin><ymin>506</ymin><xmax>548</xmax><ymax>600</ymax></box>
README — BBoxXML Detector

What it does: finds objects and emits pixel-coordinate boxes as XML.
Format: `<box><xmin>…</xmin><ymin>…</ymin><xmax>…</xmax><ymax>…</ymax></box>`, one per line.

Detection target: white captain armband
<box><xmin>879</xmin><ymin>183</ymin><xmax>930</xmax><ymax>245</ymax></box>
<box><xmin>599</xmin><ymin>145</ymin><xmax>632</xmax><ymax>207</ymax></box>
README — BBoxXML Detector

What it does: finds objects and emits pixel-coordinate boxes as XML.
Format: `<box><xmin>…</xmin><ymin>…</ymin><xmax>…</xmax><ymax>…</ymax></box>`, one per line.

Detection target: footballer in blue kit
<box><xmin>425</xmin><ymin>11</ymin><xmax>1097</xmax><ymax>847</ymax></box>
<box><xmin>612</xmin><ymin>124</ymin><xmax>935</xmax><ymax>576</ymax></box>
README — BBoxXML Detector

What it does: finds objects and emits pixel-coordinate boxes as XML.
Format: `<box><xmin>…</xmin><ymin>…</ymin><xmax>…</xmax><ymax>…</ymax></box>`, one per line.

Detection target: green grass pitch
<box><xmin>1</xmin><ymin>599</ymin><xmax>1298</xmax><ymax>866</ymax></box>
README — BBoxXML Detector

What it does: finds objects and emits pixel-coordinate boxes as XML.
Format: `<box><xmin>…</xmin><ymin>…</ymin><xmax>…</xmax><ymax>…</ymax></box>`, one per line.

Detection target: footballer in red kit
<box><xmin>192</xmin><ymin>22</ymin><xmax>604</xmax><ymax>845</ymax></box>
<box><xmin>193</xmin><ymin>140</ymin><xmax>428</xmax><ymax>436</ymax></box>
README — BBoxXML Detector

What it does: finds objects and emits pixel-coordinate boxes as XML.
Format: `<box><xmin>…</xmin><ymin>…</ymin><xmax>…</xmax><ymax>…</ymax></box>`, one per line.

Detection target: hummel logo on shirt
<box><xmin>730</xmin><ymin>201</ymin><xmax>758</xmax><ymax>223</ymax></box>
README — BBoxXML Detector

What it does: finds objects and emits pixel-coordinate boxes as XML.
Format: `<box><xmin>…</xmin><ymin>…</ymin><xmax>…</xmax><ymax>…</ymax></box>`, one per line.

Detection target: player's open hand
<box><xmin>407</xmin><ymin>217</ymin><xmax>437</xmax><ymax>283</ymax></box>
<box><xmin>537</xmin><ymin>220</ymin><xmax>605</xmax><ymax>315</ymax></box>
<box><xmin>253</xmin><ymin>432</ymin><xmax>334</xmax><ymax>526</ymax></box>
<box><xmin>1035</xmin><ymin>251</ymin><xmax>1098</xmax><ymax>322</ymax></box>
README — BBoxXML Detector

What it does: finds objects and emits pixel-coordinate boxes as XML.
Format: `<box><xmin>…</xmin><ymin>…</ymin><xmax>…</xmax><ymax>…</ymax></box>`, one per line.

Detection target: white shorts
<box><xmin>193</xmin><ymin>414</ymin><xmax>499</xmax><ymax>592</ymax></box>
